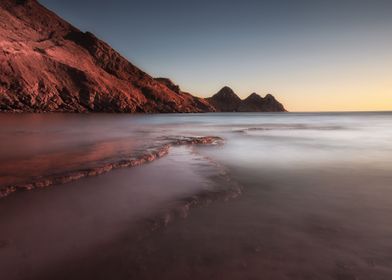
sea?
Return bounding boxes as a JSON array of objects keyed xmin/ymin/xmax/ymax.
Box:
[{"xmin": 1, "ymin": 112, "xmax": 392, "ymax": 280}]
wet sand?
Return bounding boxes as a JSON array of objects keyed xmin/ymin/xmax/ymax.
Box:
[
  {"xmin": 22, "ymin": 161, "xmax": 392, "ymax": 280},
  {"xmin": 0, "ymin": 146, "xmax": 239, "ymax": 280}
]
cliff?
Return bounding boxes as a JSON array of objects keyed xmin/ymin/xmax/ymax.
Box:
[{"xmin": 0, "ymin": 0, "xmax": 214, "ymax": 113}]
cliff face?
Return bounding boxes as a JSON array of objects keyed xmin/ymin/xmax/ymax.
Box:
[
  {"xmin": 0, "ymin": 0, "xmax": 214, "ymax": 113},
  {"xmin": 207, "ymin": 87, "xmax": 286, "ymax": 112}
]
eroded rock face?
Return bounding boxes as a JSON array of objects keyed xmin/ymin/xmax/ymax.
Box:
[
  {"xmin": 0, "ymin": 0, "xmax": 215, "ymax": 113},
  {"xmin": 207, "ymin": 87, "xmax": 286, "ymax": 112},
  {"xmin": 154, "ymin": 78, "xmax": 180, "ymax": 93}
]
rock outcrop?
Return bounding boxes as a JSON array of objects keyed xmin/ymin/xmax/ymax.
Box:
[
  {"xmin": 0, "ymin": 0, "xmax": 214, "ymax": 113},
  {"xmin": 154, "ymin": 78, "xmax": 180, "ymax": 93},
  {"xmin": 238, "ymin": 93, "xmax": 286, "ymax": 112},
  {"xmin": 207, "ymin": 87, "xmax": 286, "ymax": 112},
  {"xmin": 206, "ymin": 86, "xmax": 242, "ymax": 112}
]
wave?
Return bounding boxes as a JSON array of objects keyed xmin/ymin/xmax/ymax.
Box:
[
  {"xmin": 233, "ymin": 124, "xmax": 344, "ymax": 133},
  {"xmin": 0, "ymin": 136, "xmax": 224, "ymax": 199}
]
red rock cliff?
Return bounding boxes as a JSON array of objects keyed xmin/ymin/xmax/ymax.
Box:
[{"xmin": 0, "ymin": 0, "xmax": 214, "ymax": 112}]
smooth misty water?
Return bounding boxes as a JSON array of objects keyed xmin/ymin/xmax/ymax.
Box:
[{"xmin": 1, "ymin": 112, "xmax": 392, "ymax": 280}]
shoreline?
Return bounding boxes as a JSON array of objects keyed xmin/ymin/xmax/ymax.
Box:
[
  {"xmin": 0, "ymin": 143, "xmax": 244, "ymax": 280},
  {"xmin": 0, "ymin": 136, "xmax": 223, "ymax": 199}
]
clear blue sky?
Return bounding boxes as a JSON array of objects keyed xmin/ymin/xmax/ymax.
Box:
[{"xmin": 40, "ymin": 0, "xmax": 392, "ymax": 111}]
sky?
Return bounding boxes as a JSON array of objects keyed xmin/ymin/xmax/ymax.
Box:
[{"xmin": 40, "ymin": 0, "xmax": 392, "ymax": 112}]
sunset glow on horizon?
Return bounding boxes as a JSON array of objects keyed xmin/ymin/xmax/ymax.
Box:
[{"xmin": 41, "ymin": 0, "xmax": 392, "ymax": 112}]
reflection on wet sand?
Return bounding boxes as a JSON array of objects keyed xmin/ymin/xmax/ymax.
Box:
[
  {"xmin": 0, "ymin": 135, "xmax": 223, "ymax": 198},
  {"xmin": 0, "ymin": 146, "xmax": 242, "ymax": 280},
  {"xmin": 0, "ymin": 138, "xmax": 139, "ymax": 187}
]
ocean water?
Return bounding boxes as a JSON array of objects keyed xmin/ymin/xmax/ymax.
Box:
[{"xmin": 1, "ymin": 112, "xmax": 392, "ymax": 280}]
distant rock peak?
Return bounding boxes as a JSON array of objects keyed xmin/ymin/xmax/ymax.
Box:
[
  {"xmin": 206, "ymin": 86, "xmax": 242, "ymax": 112},
  {"xmin": 215, "ymin": 86, "xmax": 240, "ymax": 98},
  {"xmin": 244, "ymin": 92, "xmax": 263, "ymax": 101},
  {"xmin": 264, "ymin": 93, "xmax": 276, "ymax": 100},
  {"xmin": 207, "ymin": 87, "xmax": 286, "ymax": 112}
]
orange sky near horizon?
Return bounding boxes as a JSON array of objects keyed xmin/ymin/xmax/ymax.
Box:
[{"xmin": 176, "ymin": 39, "xmax": 392, "ymax": 112}]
